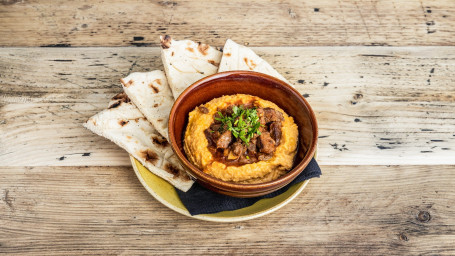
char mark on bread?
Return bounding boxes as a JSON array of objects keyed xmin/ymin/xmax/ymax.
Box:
[
  {"xmin": 109, "ymin": 92, "xmax": 130, "ymax": 109},
  {"xmin": 139, "ymin": 149, "xmax": 159, "ymax": 165},
  {"xmin": 164, "ymin": 163, "xmax": 187, "ymax": 180},
  {"xmin": 198, "ymin": 43, "xmax": 209, "ymax": 56},
  {"xmin": 120, "ymin": 78, "xmax": 134, "ymax": 87},
  {"xmin": 152, "ymin": 135, "xmax": 169, "ymax": 147},
  {"xmin": 208, "ymin": 59, "xmax": 218, "ymax": 66},
  {"xmin": 149, "ymin": 83, "xmax": 160, "ymax": 93},
  {"xmin": 118, "ymin": 120, "xmax": 129, "ymax": 126},
  {"xmin": 112, "ymin": 92, "xmax": 130, "ymax": 101},
  {"xmin": 108, "ymin": 101, "xmax": 121, "ymax": 109}
]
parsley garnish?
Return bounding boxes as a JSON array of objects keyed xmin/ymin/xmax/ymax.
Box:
[{"xmin": 215, "ymin": 105, "xmax": 262, "ymax": 144}]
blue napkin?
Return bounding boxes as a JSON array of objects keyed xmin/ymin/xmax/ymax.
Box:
[{"xmin": 176, "ymin": 158, "xmax": 321, "ymax": 215}]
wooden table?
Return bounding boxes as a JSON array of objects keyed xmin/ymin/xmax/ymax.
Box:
[{"xmin": 1, "ymin": 1, "xmax": 454, "ymax": 255}]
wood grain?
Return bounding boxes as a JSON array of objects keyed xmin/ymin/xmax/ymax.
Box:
[
  {"xmin": 1, "ymin": 0, "xmax": 455, "ymax": 47},
  {"xmin": 2, "ymin": 0, "xmax": 454, "ymax": 254},
  {"xmin": 0, "ymin": 165, "xmax": 454, "ymax": 255},
  {"xmin": 1, "ymin": 47, "xmax": 454, "ymax": 166}
]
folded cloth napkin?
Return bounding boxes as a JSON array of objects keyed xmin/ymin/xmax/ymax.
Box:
[{"xmin": 176, "ymin": 158, "xmax": 321, "ymax": 215}]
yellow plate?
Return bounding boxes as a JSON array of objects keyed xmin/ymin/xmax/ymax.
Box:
[
  {"xmin": 130, "ymin": 147, "xmax": 317, "ymax": 222},
  {"xmin": 130, "ymin": 156, "xmax": 309, "ymax": 222}
]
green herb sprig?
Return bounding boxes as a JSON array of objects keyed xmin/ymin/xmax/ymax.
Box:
[{"xmin": 215, "ymin": 105, "xmax": 261, "ymax": 144}]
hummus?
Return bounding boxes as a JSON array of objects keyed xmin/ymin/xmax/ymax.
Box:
[{"xmin": 184, "ymin": 94, "xmax": 298, "ymax": 184}]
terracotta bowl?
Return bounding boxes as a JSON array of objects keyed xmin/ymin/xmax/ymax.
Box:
[{"xmin": 169, "ymin": 71, "xmax": 318, "ymax": 198}]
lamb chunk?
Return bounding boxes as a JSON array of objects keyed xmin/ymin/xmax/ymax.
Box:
[
  {"xmin": 263, "ymin": 108, "xmax": 284, "ymax": 123},
  {"xmin": 269, "ymin": 121, "xmax": 282, "ymax": 145},
  {"xmin": 212, "ymin": 131, "xmax": 220, "ymax": 139},
  {"xmin": 231, "ymin": 141, "xmax": 246, "ymax": 156},
  {"xmin": 246, "ymin": 138, "xmax": 257, "ymax": 153},
  {"xmin": 213, "ymin": 112, "xmax": 222, "ymax": 124},
  {"xmin": 225, "ymin": 105, "xmax": 234, "ymax": 116},
  {"xmin": 258, "ymin": 126, "xmax": 266, "ymax": 133},
  {"xmin": 221, "ymin": 124, "xmax": 229, "ymax": 132},
  {"xmin": 238, "ymin": 155, "xmax": 256, "ymax": 165},
  {"xmin": 204, "ymin": 129, "xmax": 215, "ymax": 146},
  {"xmin": 257, "ymin": 131, "xmax": 276, "ymax": 154},
  {"xmin": 210, "ymin": 123, "xmax": 221, "ymax": 132},
  {"xmin": 205, "ymin": 129, "xmax": 222, "ymax": 147},
  {"xmin": 216, "ymin": 130, "xmax": 232, "ymax": 149},
  {"xmin": 199, "ymin": 106, "xmax": 209, "ymax": 114},
  {"xmin": 256, "ymin": 108, "xmax": 266, "ymax": 125}
]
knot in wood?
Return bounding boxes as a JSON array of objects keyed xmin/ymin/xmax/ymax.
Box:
[
  {"xmin": 399, "ymin": 233, "xmax": 408, "ymax": 241},
  {"xmin": 417, "ymin": 211, "xmax": 431, "ymax": 222}
]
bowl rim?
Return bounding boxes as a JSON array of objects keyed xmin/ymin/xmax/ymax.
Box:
[{"xmin": 168, "ymin": 70, "xmax": 318, "ymax": 192}]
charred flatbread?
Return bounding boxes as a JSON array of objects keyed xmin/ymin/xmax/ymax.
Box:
[
  {"xmin": 218, "ymin": 39, "xmax": 290, "ymax": 85},
  {"xmin": 160, "ymin": 35, "xmax": 222, "ymax": 99},
  {"xmin": 83, "ymin": 92, "xmax": 194, "ymax": 192},
  {"xmin": 120, "ymin": 71, "xmax": 173, "ymax": 141}
]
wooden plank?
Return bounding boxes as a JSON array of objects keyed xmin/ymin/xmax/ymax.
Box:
[
  {"xmin": 0, "ymin": 165, "xmax": 454, "ymax": 255},
  {"xmin": 0, "ymin": 0, "xmax": 454, "ymax": 47},
  {"xmin": 1, "ymin": 47, "xmax": 454, "ymax": 166}
]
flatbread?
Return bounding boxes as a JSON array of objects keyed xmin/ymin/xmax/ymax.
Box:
[
  {"xmin": 83, "ymin": 92, "xmax": 194, "ymax": 192},
  {"xmin": 160, "ymin": 35, "xmax": 222, "ymax": 99},
  {"xmin": 218, "ymin": 39, "xmax": 291, "ymax": 85},
  {"xmin": 120, "ymin": 70, "xmax": 173, "ymax": 141}
]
